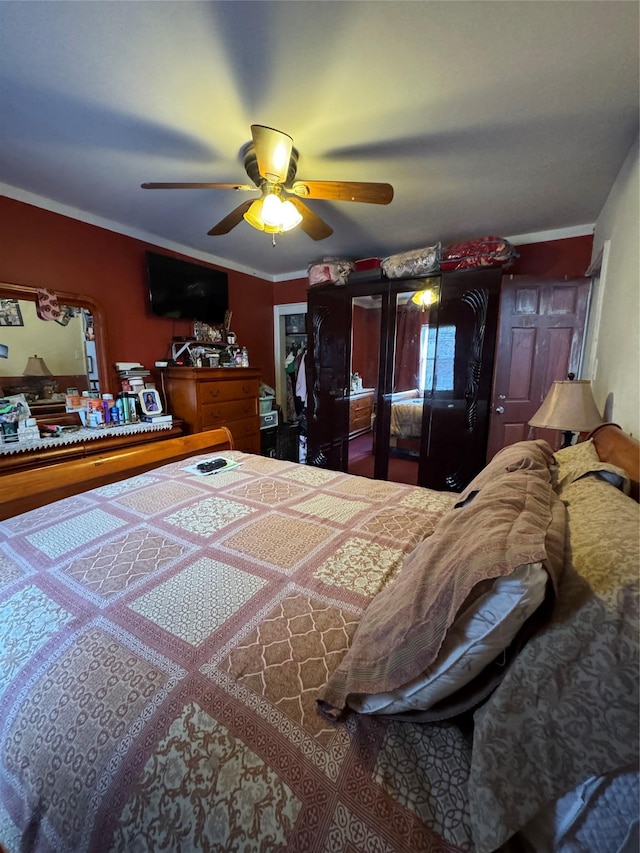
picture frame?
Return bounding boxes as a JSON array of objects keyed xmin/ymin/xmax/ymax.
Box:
[
  {"xmin": 138, "ymin": 388, "xmax": 162, "ymax": 416},
  {"xmin": 285, "ymin": 313, "xmax": 306, "ymax": 335},
  {"xmin": 55, "ymin": 306, "xmax": 75, "ymax": 327},
  {"xmin": 0, "ymin": 299, "xmax": 24, "ymax": 327}
]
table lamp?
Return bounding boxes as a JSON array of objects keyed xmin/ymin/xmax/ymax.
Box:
[
  {"xmin": 529, "ymin": 375, "xmax": 603, "ymax": 448},
  {"xmin": 23, "ymin": 354, "xmax": 55, "ymax": 399}
]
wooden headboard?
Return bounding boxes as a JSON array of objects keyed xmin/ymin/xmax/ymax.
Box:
[
  {"xmin": 0, "ymin": 427, "xmax": 234, "ymax": 520},
  {"xmin": 589, "ymin": 423, "xmax": 640, "ymax": 503}
]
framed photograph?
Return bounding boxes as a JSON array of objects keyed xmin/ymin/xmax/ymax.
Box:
[
  {"xmin": 0, "ymin": 299, "xmax": 24, "ymax": 327},
  {"xmin": 55, "ymin": 306, "xmax": 75, "ymax": 327},
  {"xmin": 285, "ymin": 313, "xmax": 305, "ymax": 335},
  {"xmin": 138, "ymin": 388, "xmax": 162, "ymax": 416}
]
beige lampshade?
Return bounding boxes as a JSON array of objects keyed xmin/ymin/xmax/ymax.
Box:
[
  {"xmin": 23, "ymin": 354, "xmax": 52, "ymax": 377},
  {"xmin": 529, "ymin": 380, "xmax": 603, "ymax": 432}
]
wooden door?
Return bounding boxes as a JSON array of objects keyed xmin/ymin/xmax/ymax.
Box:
[
  {"xmin": 305, "ymin": 286, "xmax": 351, "ymax": 470},
  {"xmin": 486, "ymin": 276, "xmax": 590, "ymax": 460}
]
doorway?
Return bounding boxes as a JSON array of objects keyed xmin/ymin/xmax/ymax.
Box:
[{"xmin": 273, "ymin": 303, "xmax": 308, "ymax": 462}]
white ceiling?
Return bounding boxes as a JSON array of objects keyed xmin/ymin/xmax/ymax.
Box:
[{"xmin": 1, "ymin": 1, "xmax": 638, "ymax": 281}]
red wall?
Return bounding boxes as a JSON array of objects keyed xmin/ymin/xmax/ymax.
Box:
[
  {"xmin": 0, "ymin": 196, "xmax": 275, "ymax": 390},
  {"xmin": 272, "ymin": 278, "xmax": 307, "ymax": 305},
  {"xmin": 0, "ymin": 194, "xmax": 594, "ymax": 396},
  {"xmin": 510, "ymin": 235, "xmax": 593, "ymax": 278},
  {"xmin": 352, "ymin": 303, "xmax": 382, "ymax": 388}
]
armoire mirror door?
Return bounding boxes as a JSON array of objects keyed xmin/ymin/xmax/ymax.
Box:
[
  {"xmin": 346, "ymin": 294, "xmax": 382, "ymax": 479},
  {"xmin": 416, "ymin": 268, "xmax": 503, "ymax": 490},
  {"xmin": 306, "ymin": 266, "xmax": 503, "ymax": 491}
]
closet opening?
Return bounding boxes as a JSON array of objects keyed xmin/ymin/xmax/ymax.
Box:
[{"xmin": 273, "ymin": 302, "xmax": 307, "ymax": 462}]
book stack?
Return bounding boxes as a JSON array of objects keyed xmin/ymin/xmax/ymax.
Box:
[
  {"xmin": 115, "ymin": 362, "xmax": 151, "ymax": 393},
  {"xmin": 141, "ymin": 413, "xmax": 173, "ymax": 424}
]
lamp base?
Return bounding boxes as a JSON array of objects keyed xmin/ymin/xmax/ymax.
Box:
[{"xmin": 560, "ymin": 430, "xmax": 575, "ymax": 449}]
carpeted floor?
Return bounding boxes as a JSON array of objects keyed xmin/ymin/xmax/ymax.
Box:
[{"xmin": 347, "ymin": 432, "xmax": 420, "ymax": 485}]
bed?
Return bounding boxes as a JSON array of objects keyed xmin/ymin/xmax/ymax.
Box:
[
  {"xmin": 389, "ymin": 390, "xmax": 423, "ymax": 454},
  {"xmin": 0, "ymin": 424, "xmax": 638, "ymax": 852}
]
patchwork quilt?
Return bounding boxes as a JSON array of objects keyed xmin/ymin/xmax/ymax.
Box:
[{"xmin": 0, "ymin": 451, "xmax": 468, "ymax": 852}]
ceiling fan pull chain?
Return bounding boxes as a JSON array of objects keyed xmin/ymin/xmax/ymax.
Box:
[{"xmin": 272, "ymin": 234, "xmax": 277, "ymax": 247}]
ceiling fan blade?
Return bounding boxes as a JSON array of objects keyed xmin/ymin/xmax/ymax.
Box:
[
  {"xmin": 288, "ymin": 197, "xmax": 333, "ymax": 241},
  {"xmin": 289, "ymin": 180, "xmax": 394, "ymax": 205},
  {"xmin": 141, "ymin": 182, "xmax": 254, "ymax": 191},
  {"xmin": 207, "ymin": 200, "xmax": 254, "ymax": 235},
  {"xmin": 251, "ymin": 125, "xmax": 293, "ymax": 183}
]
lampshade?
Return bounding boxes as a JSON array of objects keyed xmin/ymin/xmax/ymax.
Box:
[
  {"xmin": 23, "ymin": 354, "xmax": 52, "ymax": 376},
  {"xmin": 279, "ymin": 199, "xmax": 303, "ymax": 231},
  {"xmin": 243, "ymin": 193, "xmax": 302, "ymax": 234},
  {"xmin": 261, "ymin": 192, "xmax": 283, "ymax": 226},
  {"xmin": 243, "ymin": 199, "xmax": 279, "ymax": 233},
  {"xmin": 529, "ymin": 379, "xmax": 603, "ymax": 445}
]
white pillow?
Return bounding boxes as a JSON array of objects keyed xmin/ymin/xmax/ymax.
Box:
[{"xmin": 348, "ymin": 562, "xmax": 548, "ymax": 715}]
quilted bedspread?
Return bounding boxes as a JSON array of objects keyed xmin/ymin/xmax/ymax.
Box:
[
  {"xmin": 390, "ymin": 398, "xmax": 423, "ymax": 438},
  {"xmin": 0, "ymin": 451, "xmax": 469, "ymax": 852}
]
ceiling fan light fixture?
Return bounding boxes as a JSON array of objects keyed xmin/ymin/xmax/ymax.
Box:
[
  {"xmin": 280, "ymin": 199, "xmax": 303, "ymax": 231},
  {"xmin": 143, "ymin": 125, "xmax": 392, "ymax": 240},
  {"xmin": 243, "ymin": 199, "xmax": 266, "ymax": 231},
  {"xmin": 261, "ymin": 192, "xmax": 283, "ymax": 226}
]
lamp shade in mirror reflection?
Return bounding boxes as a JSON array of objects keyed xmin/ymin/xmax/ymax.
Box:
[
  {"xmin": 23, "ymin": 354, "xmax": 55, "ymax": 399},
  {"xmin": 529, "ymin": 378, "xmax": 603, "ymax": 448}
]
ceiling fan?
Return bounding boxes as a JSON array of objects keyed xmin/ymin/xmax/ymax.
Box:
[{"xmin": 141, "ymin": 125, "xmax": 394, "ymax": 241}]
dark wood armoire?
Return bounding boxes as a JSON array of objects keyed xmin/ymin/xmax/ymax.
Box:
[{"xmin": 305, "ymin": 267, "xmax": 504, "ymax": 492}]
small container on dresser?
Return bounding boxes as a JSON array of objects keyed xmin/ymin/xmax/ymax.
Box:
[{"xmin": 163, "ymin": 367, "xmax": 261, "ymax": 454}]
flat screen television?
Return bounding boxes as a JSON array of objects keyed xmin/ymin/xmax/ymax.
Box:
[{"xmin": 146, "ymin": 251, "xmax": 229, "ymax": 324}]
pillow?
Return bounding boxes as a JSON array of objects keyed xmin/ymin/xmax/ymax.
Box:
[
  {"xmin": 553, "ymin": 439, "xmax": 629, "ymax": 493},
  {"xmin": 468, "ymin": 472, "xmax": 640, "ymax": 853},
  {"xmin": 439, "ymin": 236, "xmax": 517, "ymax": 271},
  {"xmin": 455, "ymin": 439, "xmax": 556, "ymax": 506},
  {"xmin": 317, "ymin": 463, "xmax": 566, "ymax": 721},
  {"xmin": 381, "ymin": 243, "xmax": 441, "ymax": 279},
  {"xmin": 348, "ymin": 562, "xmax": 548, "ymax": 715}
]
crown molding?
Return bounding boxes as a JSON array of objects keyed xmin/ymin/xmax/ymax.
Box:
[{"xmin": 1, "ymin": 182, "xmax": 595, "ymax": 283}]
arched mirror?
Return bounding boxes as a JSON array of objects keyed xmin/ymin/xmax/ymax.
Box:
[{"xmin": 0, "ymin": 283, "xmax": 109, "ymax": 415}]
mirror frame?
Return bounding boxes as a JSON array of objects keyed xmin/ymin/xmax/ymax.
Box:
[{"xmin": 0, "ymin": 282, "xmax": 110, "ymax": 397}]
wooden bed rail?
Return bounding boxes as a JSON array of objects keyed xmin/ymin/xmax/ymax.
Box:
[
  {"xmin": 589, "ymin": 422, "xmax": 640, "ymax": 503},
  {"xmin": 0, "ymin": 427, "xmax": 234, "ymax": 520}
]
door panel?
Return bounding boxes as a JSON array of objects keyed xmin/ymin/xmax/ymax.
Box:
[
  {"xmin": 305, "ymin": 287, "xmax": 351, "ymax": 469},
  {"xmin": 508, "ymin": 328, "xmax": 536, "ymax": 398},
  {"xmin": 487, "ymin": 276, "xmax": 590, "ymax": 460},
  {"xmin": 418, "ymin": 269, "xmax": 502, "ymax": 491}
]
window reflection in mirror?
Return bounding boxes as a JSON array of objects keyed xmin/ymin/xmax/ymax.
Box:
[
  {"xmin": 386, "ymin": 291, "xmax": 427, "ymax": 486},
  {"xmin": 0, "ymin": 284, "xmax": 107, "ymax": 413}
]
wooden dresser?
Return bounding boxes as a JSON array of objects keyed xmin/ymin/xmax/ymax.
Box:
[
  {"xmin": 349, "ymin": 389, "xmax": 375, "ymax": 438},
  {"xmin": 163, "ymin": 367, "xmax": 261, "ymax": 453},
  {"xmin": 0, "ymin": 415, "xmax": 185, "ymax": 475}
]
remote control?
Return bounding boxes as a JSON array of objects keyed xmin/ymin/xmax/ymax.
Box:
[{"xmin": 196, "ymin": 458, "xmax": 228, "ymax": 473}]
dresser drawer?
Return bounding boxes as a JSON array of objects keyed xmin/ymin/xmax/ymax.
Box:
[
  {"xmin": 350, "ymin": 396, "xmax": 372, "ymax": 415},
  {"xmin": 198, "ymin": 379, "xmax": 259, "ymax": 405},
  {"xmin": 349, "ymin": 411, "xmax": 371, "ymax": 432},
  {"xmin": 234, "ymin": 431, "xmax": 261, "ymax": 454},
  {"xmin": 201, "ymin": 398, "xmax": 257, "ymax": 427},
  {"xmin": 224, "ymin": 415, "xmax": 260, "ymax": 452}
]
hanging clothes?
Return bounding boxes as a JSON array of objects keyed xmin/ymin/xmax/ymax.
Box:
[{"xmin": 295, "ymin": 351, "xmax": 307, "ymax": 409}]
